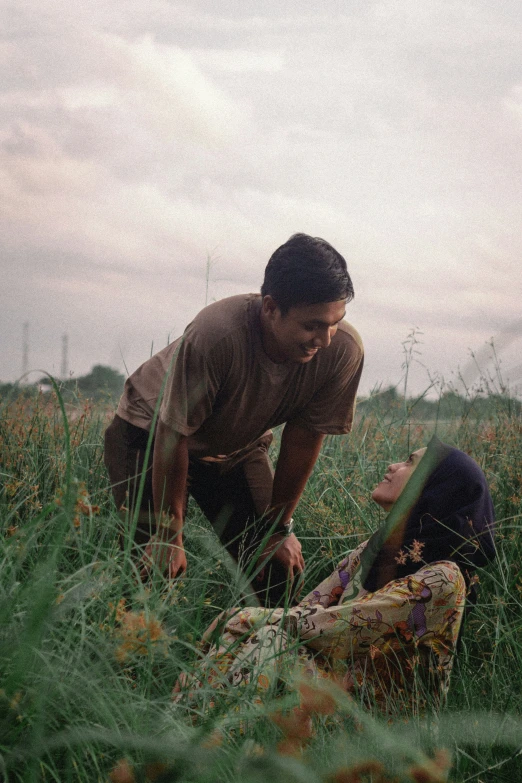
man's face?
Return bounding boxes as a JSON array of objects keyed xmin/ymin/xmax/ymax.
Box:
[{"xmin": 261, "ymin": 297, "xmax": 347, "ymax": 363}]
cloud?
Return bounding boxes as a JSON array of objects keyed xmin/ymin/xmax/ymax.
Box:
[
  {"xmin": 104, "ymin": 33, "xmax": 244, "ymax": 144},
  {"xmin": 0, "ymin": 18, "xmax": 249, "ymax": 282},
  {"xmin": 189, "ymin": 48, "xmax": 284, "ymax": 73},
  {"xmin": 1, "ymin": 22, "xmax": 244, "ymax": 143},
  {"xmin": 503, "ymin": 84, "xmax": 522, "ymax": 128}
]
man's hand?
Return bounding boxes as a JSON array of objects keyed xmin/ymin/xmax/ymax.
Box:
[
  {"xmin": 140, "ymin": 528, "xmax": 187, "ymax": 581},
  {"xmin": 258, "ymin": 532, "xmax": 305, "ymax": 583},
  {"xmin": 151, "ymin": 423, "xmax": 188, "ymax": 577}
]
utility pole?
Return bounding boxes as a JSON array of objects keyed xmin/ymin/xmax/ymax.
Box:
[
  {"xmin": 61, "ymin": 333, "xmax": 69, "ymax": 380},
  {"xmin": 22, "ymin": 322, "xmax": 29, "ymax": 379}
]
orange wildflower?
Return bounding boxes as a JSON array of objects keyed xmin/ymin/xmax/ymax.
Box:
[
  {"xmin": 407, "ymin": 749, "xmax": 451, "ymax": 782},
  {"xmin": 109, "ymin": 759, "xmax": 135, "ymax": 783},
  {"xmin": 276, "ymin": 738, "xmax": 303, "ymax": 758},
  {"xmin": 201, "ymin": 729, "xmax": 223, "ymax": 749},
  {"xmin": 395, "ymin": 550, "xmax": 408, "ymax": 566},
  {"xmin": 109, "ymin": 598, "xmax": 127, "ymax": 623},
  {"xmin": 113, "ymin": 610, "xmax": 168, "ymax": 664},
  {"xmin": 326, "ymin": 760, "xmax": 386, "ymax": 783},
  {"xmin": 298, "ymin": 681, "xmax": 336, "ymax": 715},
  {"xmin": 271, "ymin": 706, "xmax": 313, "ymax": 756},
  {"xmin": 409, "ymin": 540, "xmax": 425, "ymax": 563},
  {"xmin": 271, "ymin": 706, "xmax": 313, "ymax": 740}
]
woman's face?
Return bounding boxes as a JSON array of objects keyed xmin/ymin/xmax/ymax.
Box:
[{"xmin": 371, "ymin": 448, "xmax": 427, "ymax": 511}]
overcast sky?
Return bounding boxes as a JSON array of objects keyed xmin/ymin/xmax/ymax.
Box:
[{"xmin": 2, "ymin": 0, "xmax": 521, "ymax": 396}]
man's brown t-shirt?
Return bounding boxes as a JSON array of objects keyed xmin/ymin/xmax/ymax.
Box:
[{"xmin": 117, "ymin": 294, "xmax": 364, "ymax": 458}]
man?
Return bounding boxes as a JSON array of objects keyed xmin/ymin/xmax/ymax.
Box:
[{"xmin": 104, "ymin": 233, "xmax": 364, "ymax": 604}]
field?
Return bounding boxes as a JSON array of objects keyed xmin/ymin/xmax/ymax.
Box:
[{"xmin": 1, "ymin": 385, "xmax": 522, "ymax": 782}]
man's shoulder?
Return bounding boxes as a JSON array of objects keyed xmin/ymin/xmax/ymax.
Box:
[
  {"xmin": 193, "ymin": 294, "xmax": 258, "ymax": 325},
  {"xmin": 186, "ymin": 294, "xmax": 259, "ymax": 351},
  {"xmin": 333, "ymin": 319, "xmax": 364, "ymax": 356},
  {"xmin": 305, "ymin": 319, "xmax": 363, "ymax": 385}
]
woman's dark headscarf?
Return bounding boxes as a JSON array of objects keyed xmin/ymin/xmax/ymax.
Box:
[{"xmin": 363, "ymin": 439, "xmax": 496, "ymax": 593}]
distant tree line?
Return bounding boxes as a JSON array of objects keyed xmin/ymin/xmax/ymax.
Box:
[
  {"xmin": 358, "ymin": 384, "xmax": 521, "ymax": 420},
  {"xmin": 0, "ymin": 365, "xmax": 125, "ymax": 402},
  {"xmin": 1, "ymin": 371, "xmax": 520, "ymax": 419}
]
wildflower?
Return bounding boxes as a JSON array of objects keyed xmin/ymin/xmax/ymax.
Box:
[
  {"xmin": 201, "ymin": 729, "xmax": 223, "ymax": 748},
  {"xmin": 394, "ymin": 621, "xmax": 413, "ymax": 643},
  {"xmin": 467, "ymin": 574, "xmax": 480, "ymax": 595},
  {"xmin": 109, "ymin": 598, "xmax": 127, "ymax": 623},
  {"xmin": 409, "ymin": 540, "xmax": 425, "ymax": 563},
  {"xmin": 298, "ymin": 681, "xmax": 336, "ymax": 715},
  {"xmin": 9, "ymin": 691, "xmax": 22, "ymax": 711},
  {"xmin": 241, "ymin": 740, "xmax": 265, "ymax": 759},
  {"xmin": 407, "ymin": 752, "xmax": 450, "ymax": 783},
  {"xmin": 271, "ymin": 706, "xmax": 313, "ymax": 756},
  {"xmin": 113, "ymin": 610, "xmax": 168, "ymax": 664},
  {"xmin": 276, "ymin": 738, "xmax": 303, "ymax": 758},
  {"xmin": 109, "ymin": 759, "xmax": 135, "ymax": 783},
  {"xmin": 432, "ymin": 748, "xmax": 451, "ymax": 772},
  {"xmin": 326, "ymin": 760, "xmax": 385, "ymax": 783},
  {"xmin": 75, "ymin": 481, "xmax": 100, "ymax": 516},
  {"xmin": 395, "ymin": 549, "xmax": 408, "ymax": 566},
  {"xmin": 406, "ymin": 654, "xmax": 420, "ymax": 672},
  {"xmin": 4, "ymin": 479, "xmax": 23, "ymax": 498}
]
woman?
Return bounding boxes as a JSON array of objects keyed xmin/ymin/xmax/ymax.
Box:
[{"xmin": 175, "ymin": 439, "xmax": 495, "ymax": 712}]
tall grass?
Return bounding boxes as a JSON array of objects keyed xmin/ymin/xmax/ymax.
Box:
[{"xmin": 1, "ymin": 385, "xmax": 522, "ymax": 781}]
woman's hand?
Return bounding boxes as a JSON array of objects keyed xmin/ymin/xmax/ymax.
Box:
[{"xmin": 140, "ymin": 528, "xmax": 187, "ymax": 580}]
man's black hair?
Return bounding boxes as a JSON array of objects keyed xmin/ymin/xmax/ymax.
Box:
[{"xmin": 261, "ymin": 233, "xmax": 354, "ymax": 314}]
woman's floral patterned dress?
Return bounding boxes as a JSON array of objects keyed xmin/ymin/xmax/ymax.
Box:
[{"xmin": 175, "ymin": 540, "xmax": 466, "ymax": 713}]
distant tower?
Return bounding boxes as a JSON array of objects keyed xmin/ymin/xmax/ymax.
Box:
[
  {"xmin": 61, "ymin": 333, "xmax": 69, "ymax": 379},
  {"xmin": 22, "ymin": 322, "xmax": 29, "ymax": 378}
]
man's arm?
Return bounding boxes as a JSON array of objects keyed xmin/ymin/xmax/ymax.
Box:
[
  {"xmin": 261, "ymin": 421, "xmax": 325, "ymax": 581},
  {"xmin": 272, "ymin": 420, "xmax": 325, "ymax": 523},
  {"xmin": 140, "ymin": 419, "xmax": 189, "ymax": 579}
]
